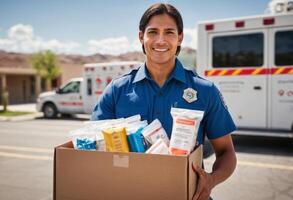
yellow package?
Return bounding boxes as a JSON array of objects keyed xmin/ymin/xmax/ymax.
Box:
[{"xmin": 102, "ymin": 127, "xmax": 129, "ymax": 152}]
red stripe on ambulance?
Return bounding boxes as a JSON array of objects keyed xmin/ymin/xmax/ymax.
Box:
[
  {"xmin": 205, "ymin": 67, "xmax": 293, "ymax": 76},
  {"xmin": 59, "ymin": 102, "xmax": 83, "ymax": 106}
]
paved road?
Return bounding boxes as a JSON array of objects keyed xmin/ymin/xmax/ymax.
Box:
[
  {"xmin": 0, "ymin": 117, "xmax": 292, "ymax": 200},
  {"xmin": 207, "ymin": 135, "xmax": 293, "ymax": 200},
  {"xmin": 0, "ymin": 117, "xmax": 85, "ymax": 200}
]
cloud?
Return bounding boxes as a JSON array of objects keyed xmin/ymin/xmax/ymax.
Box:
[
  {"xmin": 0, "ymin": 24, "xmax": 80, "ymax": 54},
  {"xmin": 88, "ymin": 36, "xmax": 141, "ymax": 55},
  {"xmin": 182, "ymin": 27, "xmax": 197, "ymax": 49},
  {"xmin": 0, "ymin": 23, "xmax": 197, "ymax": 55},
  {"xmin": 8, "ymin": 24, "xmax": 34, "ymax": 41}
]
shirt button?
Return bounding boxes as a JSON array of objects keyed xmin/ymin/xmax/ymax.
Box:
[
  {"xmin": 156, "ymin": 111, "xmax": 160, "ymax": 115},
  {"xmin": 158, "ymin": 92, "xmax": 163, "ymax": 96}
]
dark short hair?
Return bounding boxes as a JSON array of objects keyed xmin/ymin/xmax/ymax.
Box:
[{"xmin": 139, "ymin": 3, "xmax": 183, "ymax": 55}]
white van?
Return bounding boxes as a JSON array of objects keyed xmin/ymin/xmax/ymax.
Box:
[
  {"xmin": 197, "ymin": 11, "xmax": 293, "ymax": 137},
  {"xmin": 36, "ymin": 61, "xmax": 142, "ymax": 118}
]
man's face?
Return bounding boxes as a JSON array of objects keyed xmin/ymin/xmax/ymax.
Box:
[{"xmin": 139, "ymin": 14, "xmax": 183, "ymax": 65}]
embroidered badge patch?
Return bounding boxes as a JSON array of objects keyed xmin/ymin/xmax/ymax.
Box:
[{"xmin": 183, "ymin": 88, "xmax": 197, "ymax": 103}]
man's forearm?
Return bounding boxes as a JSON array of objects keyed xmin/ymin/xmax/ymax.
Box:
[{"xmin": 210, "ymin": 149, "xmax": 237, "ymax": 188}]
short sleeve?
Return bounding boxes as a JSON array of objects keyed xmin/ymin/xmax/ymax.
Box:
[
  {"xmin": 91, "ymin": 81, "xmax": 116, "ymax": 120},
  {"xmin": 203, "ymin": 83, "xmax": 236, "ymax": 139}
]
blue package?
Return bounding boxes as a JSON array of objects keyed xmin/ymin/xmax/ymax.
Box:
[
  {"xmin": 127, "ymin": 127, "xmax": 146, "ymax": 153},
  {"xmin": 76, "ymin": 138, "xmax": 96, "ymax": 150}
]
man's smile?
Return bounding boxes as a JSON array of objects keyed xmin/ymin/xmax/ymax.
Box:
[{"xmin": 153, "ymin": 48, "xmax": 169, "ymax": 52}]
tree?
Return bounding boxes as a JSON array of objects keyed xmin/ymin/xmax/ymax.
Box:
[{"xmin": 31, "ymin": 50, "xmax": 61, "ymax": 91}]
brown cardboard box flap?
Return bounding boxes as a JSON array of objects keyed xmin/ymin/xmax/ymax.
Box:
[{"xmin": 188, "ymin": 145, "xmax": 203, "ymax": 200}]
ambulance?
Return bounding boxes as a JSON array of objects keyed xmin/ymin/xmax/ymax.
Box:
[
  {"xmin": 196, "ymin": 0, "xmax": 293, "ymax": 137},
  {"xmin": 36, "ymin": 61, "xmax": 142, "ymax": 118}
]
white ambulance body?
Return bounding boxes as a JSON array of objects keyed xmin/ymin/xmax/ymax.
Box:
[
  {"xmin": 82, "ymin": 61, "xmax": 141, "ymax": 114},
  {"xmin": 36, "ymin": 61, "xmax": 141, "ymax": 118},
  {"xmin": 197, "ymin": 13, "xmax": 293, "ymax": 137}
]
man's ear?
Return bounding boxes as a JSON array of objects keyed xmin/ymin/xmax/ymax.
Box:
[
  {"xmin": 139, "ymin": 31, "xmax": 144, "ymax": 44},
  {"xmin": 178, "ymin": 33, "xmax": 184, "ymax": 45}
]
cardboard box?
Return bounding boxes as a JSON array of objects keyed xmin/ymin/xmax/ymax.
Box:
[{"xmin": 54, "ymin": 141, "xmax": 202, "ymax": 200}]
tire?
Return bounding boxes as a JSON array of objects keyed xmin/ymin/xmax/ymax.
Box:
[{"xmin": 43, "ymin": 103, "xmax": 58, "ymax": 118}]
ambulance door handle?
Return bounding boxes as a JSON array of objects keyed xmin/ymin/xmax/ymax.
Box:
[{"xmin": 253, "ymin": 86, "xmax": 262, "ymax": 90}]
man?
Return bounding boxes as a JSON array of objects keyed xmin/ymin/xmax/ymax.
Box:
[{"xmin": 92, "ymin": 3, "xmax": 237, "ymax": 200}]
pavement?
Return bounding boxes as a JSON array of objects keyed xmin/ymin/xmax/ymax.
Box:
[
  {"xmin": 0, "ymin": 103, "xmax": 91, "ymax": 121},
  {"xmin": 0, "ymin": 103, "xmax": 43, "ymax": 121}
]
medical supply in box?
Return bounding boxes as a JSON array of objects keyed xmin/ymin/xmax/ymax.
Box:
[
  {"xmin": 69, "ymin": 127, "xmax": 97, "ymax": 150},
  {"xmin": 169, "ymin": 108, "xmax": 204, "ymax": 155},
  {"xmin": 142, "ymin": 119, "xmax": 169, "ymax": 146},
  {"xmin": 127, "ymin": 128, "xmax": 147, "ymax": 152},
  {"xmin": 145, "ymin": 138, "xmax": 170, "ymax": 155},
  {"xmin": 102, "ymin": 127, "xmax": 130, "ymax": 152}
]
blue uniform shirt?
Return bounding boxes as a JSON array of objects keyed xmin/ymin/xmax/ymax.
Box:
[{"xmin": 91, "ymin": 59, "xmax": 236, "ymax": 144}]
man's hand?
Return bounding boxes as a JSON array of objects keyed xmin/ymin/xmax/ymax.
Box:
[
  {"xmin": 192, "ymin": 134, "xmax": 237, "ymax": 200},
  {"xmin": 192, "ymin": 164, "xmax": 215, "ymax": 200}
]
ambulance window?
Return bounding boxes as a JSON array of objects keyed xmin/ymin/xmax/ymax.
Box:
[
  {"xmin": 275, "ymin": 30, "xmax": 293, "ymax": 66},
  {"xmin": 87, "ymin": 78, "xmax": 92, "ymax": 96},
  {"xmin": 60, "ymin": 81, "xmax": 80, "ymax": 93},
  {"xmin": 213, "ymin": 33, "xmax": 264, "ymax": 68}
]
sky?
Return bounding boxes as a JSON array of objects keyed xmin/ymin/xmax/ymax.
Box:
[{"xmin": 0, "ymin": 0, "xmax": 274, "ymax": 55}]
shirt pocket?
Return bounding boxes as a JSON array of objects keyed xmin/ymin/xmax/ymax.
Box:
[{"xmin": 171, "ymin": 97, "xmax": 205, "ymax": 111}]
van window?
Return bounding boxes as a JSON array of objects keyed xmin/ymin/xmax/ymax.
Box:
[
  {"xmin": 275, "ymin": 30, "xmax": 293, "ymax": 66},
  {"xmin": 212, "ymin": 33, "xmax": 264, "ymax": 68},
  {"xmin": 60, "ymin": 81, "xmax": 80, "ymax": 94},
  {"xmin": 87, "ymin": 78, "xmax": 92, "ymax": 95}
]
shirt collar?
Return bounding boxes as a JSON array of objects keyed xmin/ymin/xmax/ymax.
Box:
[
  {"xmin": 133, "ymin": 63, "xmax": 149, "ymax": 83},
  {"xmin": 169, "ymin": 58, "xmax": 187, "ymax": 84},
  {"xmin": 132, "ymin": 58, "xmax": 187, "ymax": 84}
]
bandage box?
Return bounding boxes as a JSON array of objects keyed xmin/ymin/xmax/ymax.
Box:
[{"xmin": 53, "ymin": 141, "xmax": 202, "ymax": 200}]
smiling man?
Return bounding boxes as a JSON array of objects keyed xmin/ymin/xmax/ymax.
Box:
[{"xmin": 92, "ymin": 3, "xmax": 237, "ymax": 200}]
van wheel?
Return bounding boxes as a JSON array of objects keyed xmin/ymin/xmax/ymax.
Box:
[{"xmin": 43, "ymin": 103, "xmax": 58, "ymax": 118}]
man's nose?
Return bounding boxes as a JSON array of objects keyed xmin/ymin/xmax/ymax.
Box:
[{"xmin": 156, "ymin": 33, "xmax": 167, "ymax": 44}]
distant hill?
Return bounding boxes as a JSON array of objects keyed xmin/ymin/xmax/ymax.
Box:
[
  {"xmin": 0, "ymin": 50, "xmax": 31, "ymax": 68},
  {"xmin": 0, "ymin": 47, "xmax": 196, "ymax": 68}
]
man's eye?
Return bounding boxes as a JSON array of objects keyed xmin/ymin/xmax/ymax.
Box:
[{"xmin": 166, "ymin": 31, "xmax": 175, "ymax": 35}]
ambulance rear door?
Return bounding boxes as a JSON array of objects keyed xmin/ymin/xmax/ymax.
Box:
[
  {"xmin": 269, "ymin": 26, "xmax": 293, "ymax": 131},
  {"xmin": 207, "ymin": 29, "xmax": 268, "ymax": 129},
  {"xmin": 83, "ymin": 67, "xmax": 96, "ymax": 114}
]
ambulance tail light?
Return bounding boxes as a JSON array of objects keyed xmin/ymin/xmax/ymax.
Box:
[
  {"xmin": 235, "ymin": 21, "xmax": 245, "ymax": 28},
  {"xmin": 106, "ymin": 77, "xmax": 112, "ymax": 84},
  {"xmin": 205, "ymin": 24, "xmax": 214, "ymax": 31},
  {"xmin": 263, "ymin": 18, "xmax": 275, "ymax": 25}
]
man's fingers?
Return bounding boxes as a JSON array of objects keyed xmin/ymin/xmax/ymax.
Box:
[
  {"xmin": 193, "ymin": 164, "xmax": 205, "ymax": 177},
  {"xmin": 193, "ymin": 168, "xmax": 203, "ymax": 200},
  {"xmin": 197, "ymin": 191, "xmax": 209, "ymax": 200}
]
